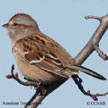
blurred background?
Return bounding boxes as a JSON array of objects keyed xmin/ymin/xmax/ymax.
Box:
[{"xmin": 0, "ymin": 0, "xmax": 108, "ymax": 108}]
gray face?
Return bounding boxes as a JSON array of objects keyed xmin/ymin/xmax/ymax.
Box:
[{"xmin": 5, "ymin": 14, "xmax": 40, "ymax": 41}]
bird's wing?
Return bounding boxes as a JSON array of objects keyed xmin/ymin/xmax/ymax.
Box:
[{"xmin": 18, "ymin": 34, "xmax": 68, "ymax": 79}]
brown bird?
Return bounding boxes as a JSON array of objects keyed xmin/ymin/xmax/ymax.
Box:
[{"xmin": 3, "ymin": 13, "xmax": 106, "ymax": 85}]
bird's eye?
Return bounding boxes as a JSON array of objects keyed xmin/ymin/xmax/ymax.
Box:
[{"xmin": 13, "ymin": 23, "xmax": 18, "ymax": 26}]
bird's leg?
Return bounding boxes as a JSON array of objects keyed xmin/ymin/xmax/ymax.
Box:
[
  {"xmin": 72, "ymin": 75, "xmax": 108, "ymax": 101},
  {"xmin": 6, "ymin": 64, "xmax": 40, "ymax": 88}
]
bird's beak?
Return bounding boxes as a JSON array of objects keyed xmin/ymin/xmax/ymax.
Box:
[{"xmin": 2, "ymin": 23, "xmax": 10, "ymax": 29}]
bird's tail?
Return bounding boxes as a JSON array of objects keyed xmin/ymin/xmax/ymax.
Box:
[{"xmin": 69, "ymin": 65, "xmax": 106, "ymax": 80}]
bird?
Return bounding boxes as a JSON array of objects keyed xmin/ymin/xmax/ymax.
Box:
[{"xmin": 3, "ymin": 13, "xmax": 106, "ymax": 85}]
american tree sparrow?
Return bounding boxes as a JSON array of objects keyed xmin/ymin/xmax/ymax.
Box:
[{"xmin": 3, "ymin": 13, "xmax": 106, "ymax": 85}]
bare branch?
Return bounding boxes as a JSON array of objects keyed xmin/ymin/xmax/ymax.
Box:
[
  {"xmin": 93, "ymin": 44, "xmax": 108, "ymax": 60},
  {"xmin": 25, "ymin": 87, "xmax": 47, "ymax": 108},
  {"xmin": 72, "ymin": 75, "xmax": 108, "ymax": 101},
  {"xmin": 85, "ymin": 15, "xmax": 102, "ymax": 21},
  {"xmin": 88, "ymin": 91, "xmax": 108, "ymax": 100},
  {"xmin": 74, "ymin": 14, "xmax": 108, "ymax": 65},
  {"xmin": 6, "ymin": 65, "xmax": 40, "ymax": 88},
  {"xmin": 25, "ymin": 79, "xmax": 66, "ymax": 108}
]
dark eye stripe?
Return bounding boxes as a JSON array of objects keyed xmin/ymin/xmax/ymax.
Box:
[{"xmin": 13, "ymin": 23, "xmax": 32, "ymax": 28}]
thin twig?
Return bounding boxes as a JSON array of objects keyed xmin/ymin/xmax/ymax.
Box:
[
  {"xmin": 93, "ymin": 44, "xmax": 108, "ymax": 60},
  {"xmin": 85, "ymin": 15, "xmax": 102, "ymax": 21},
  {"xmin": 7, "ymin": 65, "xmax": 40, "ymax": 88},
  {"xmin": 72, "ymin": 75, "xmax": 108, "ymax": 101}
]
